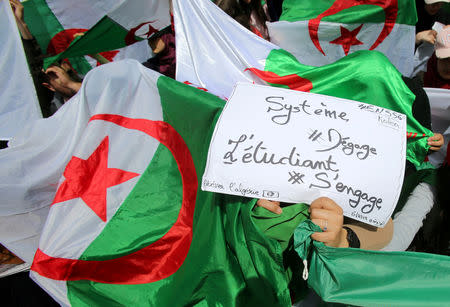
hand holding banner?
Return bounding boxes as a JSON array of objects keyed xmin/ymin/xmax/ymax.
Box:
[{"xmin": 202, "ymin": 83, "xmax": 406, "ymax": 227}]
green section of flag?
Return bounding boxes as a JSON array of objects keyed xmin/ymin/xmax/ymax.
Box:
[
  {"xmin": 22, "ymin": 0, "xmax": 61, "ymax": 50},
  {"xmin": 264, "ymin": 49, "xmax": 432, "ymax": 167},
  {"xmin": 67, "ymin": 77, "xmax": 292, "ymax": 306},
  {"xmin": 43, "ymin": 16, "xmax": 137, "ymax": 70},
  {"xmin": 280, "ymin": 0, "xmax": 417, "ymax": 26},
  {"xmin": 22, "ymin": 0, "xmax": 93, "ymax": 75},
  {"xmin": 78, "ymin": 145, "xmax": 182, "ymax": 260},
  {"xmin": 295, "ymin": 220, "xmax": 450, "ymax": 306}
]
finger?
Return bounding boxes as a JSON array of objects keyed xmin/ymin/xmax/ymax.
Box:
[
  {"xmin": 429, "ymin": 146, "xmax": 441, "ymax": 151},
  {"xmin": 45, "ymin": 66, "xmax": 62, "ymax": 74},
  {"xmin": 310, "ymin": 197, "xmax": 342, "ymax": 214},
  {"xmin": 257, "ymin": 199, "xmax": 282, "ymax": 214},
  {"xmin": 428, "ymin": 139, "xmax": 444, "ymax": 146},
  {"xmin": 311, "ymin": 231, "xmax": 334, "ymax": 243},
  {"xmin": 428, "ymin": 134, "xmax": 444, "ymax": 143},
  {"xmin": 45, "ymin": 66, "xmax": 65, "ymax": 78},
  {"xmin": 311, "ymin": 218, "xmax": 330, "ymax": 231},
  {"xmin": 310, "ymin": 208, "xmax": 334, "ymax": 221}
]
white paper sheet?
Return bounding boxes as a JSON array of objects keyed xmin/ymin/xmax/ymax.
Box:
[{"xmin": 202, "ymin": 83, "xmax": 406, "ymax": 227}]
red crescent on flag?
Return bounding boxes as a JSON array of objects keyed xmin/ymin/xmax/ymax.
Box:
[
  {"xmin": 308, "ymin": 0, "xmax": 398, "ymax": 55},
  {"xmin": 31, "ymin": 114, "xmax": 198, "ymax": 284},
  {"xmin": 125, "ymin": 21, "xmax": 158, "ymax": 45},
  {"xmin": 47, "ymin": 29, "xmax": 119, "ymax": 66}
]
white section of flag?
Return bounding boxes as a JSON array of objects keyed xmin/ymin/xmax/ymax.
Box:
[
  {"xmin": 0, "ymin": 60, "xmax": 163, "ymax": 264},
  {"xmin": 108, "ymin": 0, "xmax": 170, "ymax": 33},
  {"xmin": 0, "ymin": 0, "xmax": 41, "ymax": 140},
  {"xmin": 174, "ymin": 0, "xmax": 278, "ymax": 99},
  {"xmin": 46, "ymin": 0, "xmax": 123, "ymax": 30},
  {"xmin": 267, "ymin": 21, "xmax": 415, "ymax": 77}
]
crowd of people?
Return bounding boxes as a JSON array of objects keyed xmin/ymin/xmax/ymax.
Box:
[{"xmin": 2, "ymin": 0, "xmax": 450, "ymax": 306}]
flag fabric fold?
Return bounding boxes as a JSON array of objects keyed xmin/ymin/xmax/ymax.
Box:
[
  {"xmin": 294, "ymin": 220, "xmax": 450, "ymax": 306},
  {"xmin": 18, "ymin": 60, "xmax": 292, "ymax": 306},
  {"xmin": 0, "ymin": 0, "xmax": 41, "ymax": 140}
]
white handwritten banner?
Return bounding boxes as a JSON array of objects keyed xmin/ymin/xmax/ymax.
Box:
[{"xmin": 202, "ymin": 83, "xmax": 406, "ymax": 227}]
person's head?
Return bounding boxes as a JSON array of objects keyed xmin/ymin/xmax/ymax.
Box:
[
  {"xmin": 424, "ymin": 0, "xmax": 447, "ymax": 15},
  {"xmin": 435, "ymin": 27, "xmax": 450, "ymax": 80}
]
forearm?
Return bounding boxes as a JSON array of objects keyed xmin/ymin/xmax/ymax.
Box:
[
  {"xmin": 344, "ymin": 218, "xmax": 393, "ymax": 250},
  {"xmin": 15, "ymin": 19, "xmax": 33, "ymax": 40}
]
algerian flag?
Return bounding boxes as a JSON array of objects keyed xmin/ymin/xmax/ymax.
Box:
[
  {"xmin": 23, "ymin": 0, "xmax": 155, "ymax": 75},
  {"xmin": 4, "ymin": 60, "xmax": 447, "ymax": 307},
  {"xmin": 40, "ymin": 0, "xmax": 170, "ymax": 70},
  {"xmin": 267, "ymin": 0, "xmax": 417, "ymax": 77},
  {"xmin": 14, "ymin": 59, "xmax": 292, "ymax": 306},
  {"xmin": 0, "ymin": 0, "xmax": 41, "ymax": 139},
  {"xmin": 174, "ymin": 0, "xmax": 430, "ymax": 167}
]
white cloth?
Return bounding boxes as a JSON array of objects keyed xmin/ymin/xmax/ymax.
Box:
[
  {"xmin": 0, "ymin": 0, "xmax": 41, "ymax": 140},
  {"xmin": 382, "ymin": 183, "xmax": 435, "ymax": 251},
  {"xmin": 425, "ymin": 87, "xmax": 450, "ymax": 168}
]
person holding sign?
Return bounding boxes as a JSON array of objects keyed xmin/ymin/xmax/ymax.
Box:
[{"xmin": 257, "ymin": 197, "xmax": 393, "ymax": 250}]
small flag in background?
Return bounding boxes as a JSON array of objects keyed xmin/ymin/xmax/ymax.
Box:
[
  {"xmin": 40, "ymin": 0, "xmax": 170, "ymax": 70},
  {"xmin": 267, "ymin": 0, "xmax": 417, "ymax": 77}
]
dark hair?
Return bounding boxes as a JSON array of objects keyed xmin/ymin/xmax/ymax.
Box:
[{"xmin": 214, "ymin": 0, "xmax": 267, "ymax": 33}]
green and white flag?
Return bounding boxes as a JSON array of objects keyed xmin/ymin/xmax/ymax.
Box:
[
  {"xmin": 267, "ymin": 0, "xmax": 417, "ymax": 76},
  {"xmin": 22, "ymin": 0, "xmax": 158, "ymax": 75},
  {"xmin": 6, "ymin": 60, "xmax": 446, "ymax": 307},
  {"xmin": 8, "ymin": 59, "xmax": 290, "ymax": 306},
  {"xmin": 40, "ymin": 0, "xmax": 170, "ymax": 70}
]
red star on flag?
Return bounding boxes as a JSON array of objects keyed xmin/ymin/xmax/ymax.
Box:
[
  {"xmin": 330, "ymin": 24, "xmax": 364, "ymax": 56},
  {"xmin": 51, "ymin": 136, "xmax": 139, "ymax": 222}
]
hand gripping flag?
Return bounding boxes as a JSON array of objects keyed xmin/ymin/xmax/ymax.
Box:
[
  {"xmin": 38, "ymin": 0, "xmax": 170, "ymax": 71},
  {"xmin": 267, "ymin": 0, "xmax": 417, "ymax": 77},
  {"xmin": 294, "ymin": 220, "xmax": 450, "ymax": 306}
]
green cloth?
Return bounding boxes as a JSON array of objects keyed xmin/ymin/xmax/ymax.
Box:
[
  {"xmin": 264, "ymin": 49, "xmax": 432, "ymax": 167},
  {"xmin": 66, "ymin": 76, "xmax": 293, "ymax": 307},
  {"xmin": 294, "ymin": 220, "xmax": 450, "ymax": 306},
  {"xmin": 280, "ymin": 0, "xmax": 417, "ymax": 25},
  {"xmin": 252, "ymin": 203, "xmax": 309, "ymax": 251}
]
